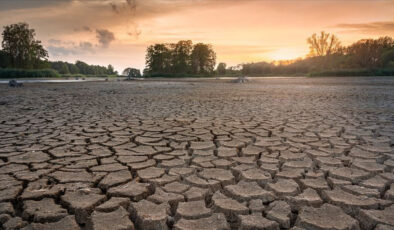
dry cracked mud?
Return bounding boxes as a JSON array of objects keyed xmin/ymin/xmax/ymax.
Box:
[{"xmin": 0, "ymin": 77, "xmax": 393, "ymax": 230}]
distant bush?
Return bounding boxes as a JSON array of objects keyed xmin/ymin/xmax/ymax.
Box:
[
  {"xmin": 144, "ymin": 72, "xmax": 213, "ymax": 78},
  {"xmin": 309, "ymin": 69, "xmax": 394, "ymax": 77},
  {"xmin": 0, "ymin": 68, "xmax": 60, "ymax": 78}
]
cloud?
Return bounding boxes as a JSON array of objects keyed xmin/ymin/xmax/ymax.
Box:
[
  {"xmin": 74, "ymin": 26, "xmax": 92, "ymax": 32},
  {"xmin": 111, "ymin": 0, "xmax": 137, "ymax": 15},
  {"xmin": 0, "ymin": 0, "xmax": 72, "ymax": 11},
  {"xmin": 47, "ymin": 41, "xmax": 95, "ymax": 57},
  {"xmin": 96, "ymin": 29, "xmax": 115, "ymax": 48},
  {"xmin": 334, "ymin": 21, "xmax": 394, "ymax": 34}
]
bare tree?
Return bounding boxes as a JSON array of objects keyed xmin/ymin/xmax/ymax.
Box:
[{"xmin": 307, "ymin": 31, "xmax": 341, "ymax": 57}]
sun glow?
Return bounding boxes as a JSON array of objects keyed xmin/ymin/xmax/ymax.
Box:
[{"xmin": 268, "ymin": 48, "xmax": 306, "ymax": 61}]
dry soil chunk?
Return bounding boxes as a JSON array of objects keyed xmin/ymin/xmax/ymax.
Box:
[
  {"xmin": 130, "ymin": 199, "xmax": 170, "ymax": 230},
  {"xmin": 174, "ymin": 213, "xmax": 229, "ymax": 230},
  {"xmin": 61, "ymin": 190, "xmax": 106, "ymax": 225},
  {"xmin": 137, "ymin": 167, "xmax": 165, "ymax": 180},
  {"xmin": 98, "ymin": 170, "xmax": 132, "ymax": 189},
  {"xmin": 329, "ymin": 167, "xmax": 371, "ymax": 183},
  {"xmin": 357, "ymin": 205, "xmax": 394, "ymax": 230},
  {"xmin": 26, "ymin": 215, "xmax": 80, "ymax": 230},
  {"xmin": 267, "ymin": 179, "xmax": 300, "ymax": 197},
  {"xmin": 296, "ymin": 203, "xmax": 360, "ymax": 230},
  {"xmin": 199, "ymin": 168, "xmax": 235, "ymax": 187},
  {"xmin": 108, "ymin": 181, "xmax": 151, "ymax": 201},
  {"xmin": 90, "ymin": 207, "xmax": 134, "ymax": 230},
  {"xmin": 266, "ymin": 201, "xmax": 292, "ymax": 228},
  {"xmin": 95, "ymin": 197, "xmax": 131, "ymax": 212},
  {"xmin": 225, "ymin": 181, "xmax": 276, "ymax": 202},
  {"xmin": 287, "ymin": 188, "xmax": 323, "ymax": 211},
  {"xmin": 322, "ymin": 188, "xmax": 382, "ymax": 215},
  {"xmin": 175, "ymin": 200, "xmax": 212, "ymax": 220},
  {"xmin": 23, "ymin": 198, "xmax": 68, "ymax": 222},
  {"xmin": 238, "ymin": 214, "xmax": 279, "ymax": 230}
]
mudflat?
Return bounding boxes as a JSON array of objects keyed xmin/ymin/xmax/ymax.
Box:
[{"xmin": 0, "ymin": 77, "xmax": 393, "ymax": 230}]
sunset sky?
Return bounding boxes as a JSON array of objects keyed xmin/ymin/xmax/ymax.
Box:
[{"xmin": 0, "ymin": 0, "xmax": 393, "ymax": 72}]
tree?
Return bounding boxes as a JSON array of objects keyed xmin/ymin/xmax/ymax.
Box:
[
  {"xmin": 145, "ymin": 44, "xmax": 172, "ymax": 73},
  {"xmin": 347, "ymin": 36, "xmax": 394, "ymax": 69},
  {"xmin": 216, "ymin": 62, "xmax": 227, "ymax": 75},
  {"xmin": 0, "ymin": 50, "xmax": 12, "ymax": 68},
  {"xmin": 307, "ymin": 31, "xmax": 341, "ymax": 57},
  {"xmin": 51, "ymin": 61, "xmax": 70, "ymax": 74},
  {"xmin": 123, "ymin": 68, "xmax": 141, "ymax": 79},
  {"xmin": 172, "ymin": 40, "xmax": 193, "ymax": 73},
  {"xmin": 191, "ymin": 43, "xmax": 216, "ymax": 74},
  {"xmin": 67, "ymin": 63, "xmax": 80, "ymax": 74},
  {"xmin": 1, "ymin": 22, "xmax": 48, "ymax": 68},
  {"xmin": 75, "ymin": 60, "xmax": 90, "ymax": 74},
  {"xmin": 107, "ymin": 64, "xmax": 115, "ymax": 75}
]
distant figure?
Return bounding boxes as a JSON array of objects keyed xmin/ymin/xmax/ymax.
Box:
[{"xmin": 8, "ymin": 80, "xmax": 23, "ymax": 87}]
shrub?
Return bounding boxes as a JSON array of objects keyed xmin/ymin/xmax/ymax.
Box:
[{"xmin": 0, "ymin": 68, "xmax": 60, "ymax": 78}]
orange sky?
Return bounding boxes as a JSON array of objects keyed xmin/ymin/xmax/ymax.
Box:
[{"xmin": 0, "ymin": 0, "xmax": 393, "ymax": 72}]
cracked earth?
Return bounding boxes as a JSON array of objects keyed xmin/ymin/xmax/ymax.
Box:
[{"xmin": 0, "ymin": 77, "xmax": 393, "ymax": 230}]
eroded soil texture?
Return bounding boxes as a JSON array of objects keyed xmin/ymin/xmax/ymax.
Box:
[{"xmin": 0, "ymin": 77, "xmax": 393, "ymax": 230}]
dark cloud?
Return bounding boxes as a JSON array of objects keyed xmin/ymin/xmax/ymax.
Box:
[
  {"xmin": 96, "ymin": 29, "xmax": 115, "ymax": 48},
  {"xmin": 110, "ymin": 0, "xmax": 136, "ymax": 14},
  {"xmin": 0, "ymin": 0, "xmax": 72, "ymax": 11},
  {"xmin": 334, "ymin": 21, "xmax": 394, "ymax": 34},
  {"xmin": 74, "ymin": 26, "xmax": 92, "ymax": 32}
]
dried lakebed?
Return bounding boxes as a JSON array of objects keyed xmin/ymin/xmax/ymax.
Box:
[{"xmin": 0, "ymin": 77, "xmax": 393, "ymax": 230}]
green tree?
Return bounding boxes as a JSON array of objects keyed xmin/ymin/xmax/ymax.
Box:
[
  {"xmin": 51, "ymin": 61, "xmax": 70, "ymax": 74},
  {"xmin": 172, "ymin": 40, "xmax": 193, "ymax": 73},
  {"xmin": 67, "ymin": 63, "xmax": 80, "ymax": 74},
  {"xmin": 1, "ymin": 22, "xmax": 48, "ymax": 68},
  {"xmin": 307, "ymin": 31, "xmax": 341, "ymax": 57},
  {"xmin": 0, "ymin": 50, "xmax": 12, "ymax": 68},
  {"xmin": 75, "ymin": 60, "xmax": 90, "ymax": 74},
  {"xmin": 191, "ymin": 43, "xmax": 216, "ymax": 74},
  {"xmin": 145, "ymin": 44, "xmax": 172, "ymax": 73},
  {"xmin": 216, "ymin": 62, "xmax": 227, "ymax": 75},
  {"xmin": 123, "ymin": 67, "xmax": 141, "ymax": 79},
  {"xmin": 107, "ymin": 64, "xmax": 115, "ymax": 74}
]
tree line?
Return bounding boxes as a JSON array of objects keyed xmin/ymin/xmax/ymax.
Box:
[
  {"xmin": 0, "ymin": 23, "xmax": 117, "ymax": 77},
  {"xmin": 144, "ymin": 40, "xmax": 216, "ymax": 77},
  {"xmin": 237, "ymin": 32, "xmax": 394, "ymax": 76}
]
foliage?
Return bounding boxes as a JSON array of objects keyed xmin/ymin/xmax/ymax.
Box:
[
  {"xmin": 50, "ymin": 60, "xmax": 115, "ymax": 75},
  {"xmin": 145, "ymin": 40, "xmax": 216, "ymax": 75},
  {"xmin": 0, "ymin": 50, "xmax": 12, "ymax": 68},
  {"xmin": 346, "ymin": 37, "xmax": 394, "ymax": 69},
  {"xmin": 1, "ymin": 23, "xmax": 48, "ymax": 69},
  {"xmin": 241, "ymin": 35, "xmax": 394, "ymax": 77},
  {"xmin": 0, "ymin": 68, "xmax": 59, "ymax": 78},
  {"xmin": 123, "ymin": 67, "xmax": 141, "ymax": 78},
  {"xmin": 190, "ymin": 43, "xmax": 216, "ymax": 74},
  {"xmin": 216, "ymin": 62, "xmax": 227, "ymax": 75}
]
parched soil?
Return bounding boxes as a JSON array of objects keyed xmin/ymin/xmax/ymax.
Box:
[{"xmin": 0, "ymin": 77, "xmax": 393, "ymax": 230}]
